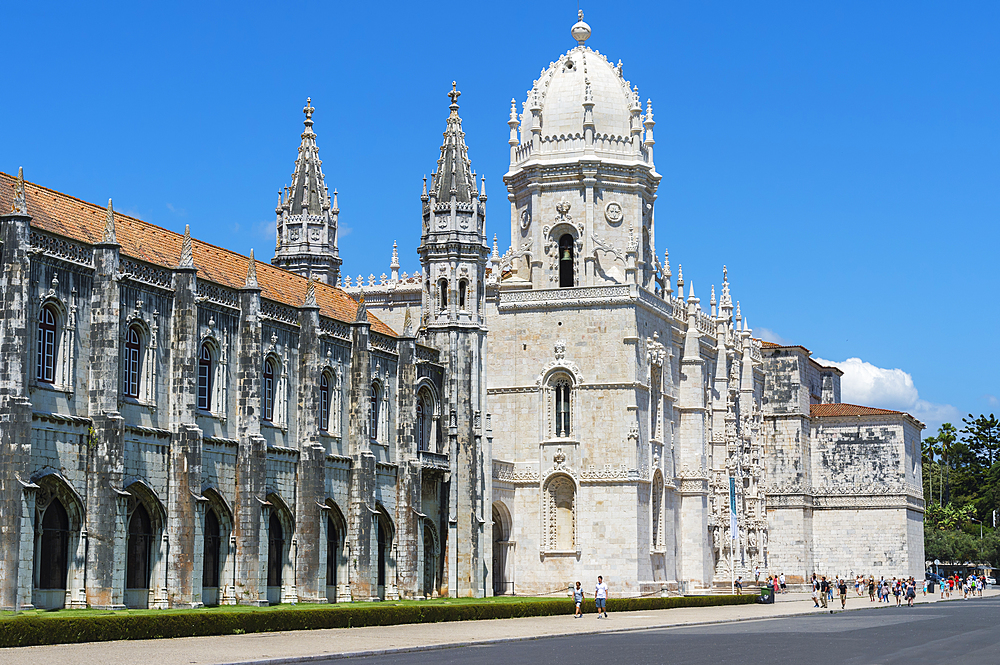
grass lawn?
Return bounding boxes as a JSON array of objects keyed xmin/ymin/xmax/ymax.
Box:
[{"xmin": 0, "ymin": 595, "xmax": 566, "ymax": 620}]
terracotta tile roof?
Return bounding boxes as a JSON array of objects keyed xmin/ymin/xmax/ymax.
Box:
[
  {"xmin": 756, "ymin": 338, "xmax": 812, "ymax": 354},
  {"xmin": 1, "ymin": 171, "xmax": 396, "ymax": 337},
  {"xmin": 810, "ymin": 403, "xmax": 905, "ymax": 418}
]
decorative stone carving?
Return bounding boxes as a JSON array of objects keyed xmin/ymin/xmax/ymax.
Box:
[
  {"xmin": 555, "ymin": 198, "xmax": 572, "ymax": 222},
  {"xmin": 605, "ymin": 201, "xmax": 623, "ymax": 224}
]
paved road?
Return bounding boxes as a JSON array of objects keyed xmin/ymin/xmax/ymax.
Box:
[{"xmin": 339, "ymin": 596, "xmax": 1000, "ymax": 665}]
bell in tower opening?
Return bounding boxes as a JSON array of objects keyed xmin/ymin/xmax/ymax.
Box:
[{"xmin": 559, "ymin": 234, "xmax": 575, "ymax": 287}]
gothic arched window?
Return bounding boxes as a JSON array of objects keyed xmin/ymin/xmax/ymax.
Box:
[
  {"xmin": 438, "ymin": 279, "xmax": 448, "ymax": 310},
  {"xmin": 37, "ymin": 305, "xmax": 58, "ymax": 384},
  {"xmin": 37, "ymin": 498, "xmax": 69, "ymax": 590},
  {"xmin": 203, "ymin": 507, "xmax": 221, "ymax": 589},
  {"xmin": 370, "ymin": 382, "xmax": 381, "ymax": 441},
  {"xmin": 320, "ymin": 372, "xmax": 331, "ymax": 432},
  {"xmin": 262, "ymin": 358, "xmax": 276, "ymax": 422},
  {"xmin": 198, "ymin": 344, "xmax": 213, "ymax": 411},
  {"xmin": 558, "ymin": 234, "xmax": 575, "ymax": 288},
  {"xmin": 123, "ymin": 325, "xmax": 143, "ymax": 399},
  {"xmin": 458, "ymin": 280, "xmax": 468, "ymax": 310},
  {"xmin": 553, "ymin": 378, "xmax": 572, "ymax": 438}
]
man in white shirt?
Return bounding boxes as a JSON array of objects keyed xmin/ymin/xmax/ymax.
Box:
[{"xmin": 595, "ymin": 576, "xmax": 608, "ymax": 619}]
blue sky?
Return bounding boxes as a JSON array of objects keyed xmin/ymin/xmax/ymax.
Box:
[{"xmin": 4, "ymin": 1, "xmax": 998, "ymax": 433}]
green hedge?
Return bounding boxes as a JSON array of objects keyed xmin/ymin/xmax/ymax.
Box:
[{"xmin": 0, "ymin": 594, "xmax": 757, "ymax": 648}]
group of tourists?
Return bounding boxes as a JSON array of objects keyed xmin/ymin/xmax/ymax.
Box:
[
  {"xmin": 857, "ymin": 576, "xmax": 920, "ymax": 606},
  {"xmin": 931, "ymin": 573, "xmax": 987, "ymax": 600}
]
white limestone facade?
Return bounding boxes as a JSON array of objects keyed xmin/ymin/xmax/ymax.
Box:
[{"xmin": 342, "ymin": 13, "xmax": 927, "ymax": 595}]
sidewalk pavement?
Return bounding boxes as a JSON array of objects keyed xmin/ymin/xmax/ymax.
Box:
[{"xmin": 4, "ymin": 588, "xmax": 997, "ymax": 665}]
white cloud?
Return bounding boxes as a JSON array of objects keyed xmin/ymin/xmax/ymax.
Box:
[
  {"xmin": 253, "ymin": 219, "xmax": 276, "ymax": 241},
  {"xmin": 756, "ymin": 327, "xmax": 792, "ymax": 346},
  {"xmin": 986, "ymin": 394, "xmax": 1000, "ymax": 408},
  {"xmin": 165, "ymin": 203, "xmax": 187, "ymax": 217},
  {"xmin": 814, "ymin": 356, "xmax": 960, "ymax": 431}
]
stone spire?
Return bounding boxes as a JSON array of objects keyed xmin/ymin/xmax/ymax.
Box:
[
  {"xmin": 271, "ymin": 97, "xmax": 342, "ymax": 284},
  {"xmin": 390, "ymin": 241, "xmax": 400, "ymax": 281},
  {"xmin": 427, "ymin": 82, "xmax": 479, "ymax": 206},
  {"xmin": 245, "ymin": 249, "xmax": 258, "ymax": 289},
  {"xmin": 304, "ymin": 277, "xmax": 317, "ymax": 307},
  {"xmin": 102, "ymin": 198, "xmax": 117, "ymax": 245},
  {"xmin": 178, "ymin": 224, "xmax": 194, "ymax": 268},
  {"xmin": 10, "ymin": 167, "xmax": 27, "ymax": 215}
]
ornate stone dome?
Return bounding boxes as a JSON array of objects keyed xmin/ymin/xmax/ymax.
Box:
[
  {"xmin": 510, "ymin": 12, "xmax": 654, "ymax": 167},
  {"xmin": 524, "ymin": 13, "xmax": 639, "ymax": 142}
]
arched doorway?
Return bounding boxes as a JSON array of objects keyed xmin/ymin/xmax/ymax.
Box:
[
  {"xmin": 125, "ymin": 503, "xmax": 153, "ymax": 608},
  {"xmin": 422, "ymin": 521, "xmax": 438, "ymax": 598},
  {"xmin": 326, "ymin": 516, "xmax": 338, "ymax": 601},
  {"xmin": 202, "ymin": 507, "xmax": 222, "ymax": 606},
  {"xmin": 35, "ymin": 498, "xmax": 69, "ymax": 607},
  {"xmin": 492, "ymin": 502, "xmax": 512, "ymax": 595},
  {"xmin": 376, "ymin": 516, "xmax": 387, "ymax": 599},
  {"xmin": 267, "ymin": 511, "xmax": 284, "ymax": 605}
]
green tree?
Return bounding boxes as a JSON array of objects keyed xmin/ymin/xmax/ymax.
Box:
[
  {"xmin": 936, "ymin": 423, "xmax": 958, "ymax": 505},
  {"xmin": 962, "ymin": 413, "xmax": 1000, "ymax": 467}
]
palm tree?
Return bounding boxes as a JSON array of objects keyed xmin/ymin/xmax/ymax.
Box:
[{"xmin": 923, "ymin": 437, "xmax": 941, "ymax": 504}]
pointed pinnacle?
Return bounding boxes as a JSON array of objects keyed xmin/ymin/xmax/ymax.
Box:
[
  {"xmin": 102, "ymin": 198, "xmax": 117, "ymax": 244},
  {"xmin": 11, "ymin": 166, "xmax": 27, "ymax": 215},
  {"xmin": 179, "ymin": 224, "xmax": 194, "ymax": 268},
  {"xmin": 304, "ymin": 277, "xmax": 317, "ymax": 307},
  {"xmin": 245, "ymin": 249, "xmax": 258, "ymax": 288}
]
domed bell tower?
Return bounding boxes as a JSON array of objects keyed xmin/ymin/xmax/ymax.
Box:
[{"xmin": 417, "ymin": 83, "xmax": 491, "ymax": 597}]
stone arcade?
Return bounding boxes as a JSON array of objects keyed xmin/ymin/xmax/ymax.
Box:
[{"xmin": 0, "ymin": 14, "xmax": 923, "ymax": 610}]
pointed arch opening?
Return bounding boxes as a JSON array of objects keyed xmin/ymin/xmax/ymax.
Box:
[
  {"xmin": 198, "ymin": 342, "xmax": 215, "ymax": 411},
  {"xmin": 374, "ymin": 506, "xmax": 395, "ymax": 600},
  {"xmin": 36, "ymin": 304, "xmax": 60, "ymax": 384},
  {"xmin": 201, "ymin": 488, "xmax": 235, "ymax": 606},
  {"xmin": 324, "ymin": 500, "xmax": 347, "ymax": 603},
  {"xmin": 266, "ymin": 493, "xmax": 294, "ymax": 605},
  {"xmin": 123, "ymin": 324, "xmax": 144, "ymax": 399},
  {"xmin": 492, "ymin": 502, "xmax": 513, "ymax": 596},
  {"xmin": 422, "ymin": 519, "xmax": 440, "ymax": 598},
  {"xmin": 438, "ymin": 279, "xmax": 448, "ymax": 310},
  {"xmin": 31, "ymin": 473, "xmax": 85, "ymax": 609},
  {"xmin": 124, "ymin": 481, "xmax": 166, "ymax": 609}
]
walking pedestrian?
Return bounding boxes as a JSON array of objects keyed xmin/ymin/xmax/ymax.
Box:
[
  {"xmin": 595, "ymin": 575, "xmax": 608, "ymax": 619},
  {"xmin": 755, "ymin": 566, "xmax": 760, "ymax": 584},
  {"xmin": 868, "ymin": 576, "xmax": 875, "ymax": 602},
  {"xmin": 735, "ymin": 576, "xmax": 743, "ymax": 595},
  {"xmin": 838, "ymin": 578, "xmax": 848, "ymax": 609},
  {"xmin": 573, "ymin": 581, "xmax": 584, "ymax": 618},
  {"xmin": 819, "ymin": 576, "xmax": 829, "ymax": 608},
  {"xmin": 779, "ymin": 573, "xmax": 787, "ymax": 594},
  {"xmin": 811, "ymin": 577, "xmax": 820, "ymax": 608}
]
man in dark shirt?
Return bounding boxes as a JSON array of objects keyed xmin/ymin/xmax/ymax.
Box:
[
  {"xmin": 838, "ymin": 578, "xmax": 848, "ymax": 609},
  {"xmin": 819, "ymin": 576, "xmax": 829, "ymax": 608}
]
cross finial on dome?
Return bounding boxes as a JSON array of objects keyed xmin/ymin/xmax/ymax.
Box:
[
  {"xmin": 571, "ymin": 10, "xmax": 591, "ymax": 46},
  {"xmin": 303, "ymin": 97, "xmax": 315, "ymax": 121},
  {"xmin": 448, "ymin": 82, "xmax": 461, "ymax": 108}
]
